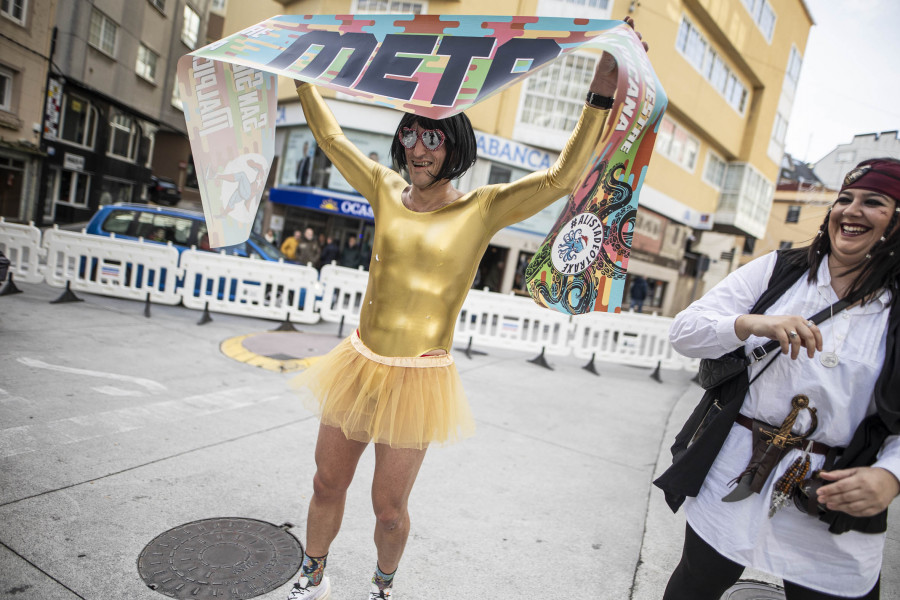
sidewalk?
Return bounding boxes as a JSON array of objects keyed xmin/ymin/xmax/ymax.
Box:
[{"xmin": 0, "ymin": 281, "xmax": 896, "ymax": 599}]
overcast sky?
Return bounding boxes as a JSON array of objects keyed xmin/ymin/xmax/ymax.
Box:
[{"xmin": 783, "ymin": 0, "xmax": 900, "ymax": 163}]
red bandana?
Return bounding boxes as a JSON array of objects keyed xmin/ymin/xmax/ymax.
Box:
[{"xmin": 840, "ymin": 159, "xmax": 900, "ymax": 201}]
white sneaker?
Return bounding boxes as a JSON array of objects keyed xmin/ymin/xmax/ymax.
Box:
[
  {"xmin": 288, "ymin": 575, "xmax": 331, "ymax": 600},
  {"xmin": 369, "ymin": 583, "xmax": 392, "ymax": 599}
]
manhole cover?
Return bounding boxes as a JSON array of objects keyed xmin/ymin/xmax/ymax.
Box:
[
  {"xmin": 138, "ymin": 517, "xmax": 303, "ymax": 599},
  {"xmin": 721, "ymin": 580, "xmax": 785, "ymax": 600}
]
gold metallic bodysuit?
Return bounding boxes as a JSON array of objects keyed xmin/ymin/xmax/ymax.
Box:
[{"xmin": 297, "ymin": 85, "xmax": 609, "ymax": 357}]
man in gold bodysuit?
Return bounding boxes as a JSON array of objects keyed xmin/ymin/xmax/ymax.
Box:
[{"xmin": 287, "ymin": 18, "xmax": 647, "ymax": 600}]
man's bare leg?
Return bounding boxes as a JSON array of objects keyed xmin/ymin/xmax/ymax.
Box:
[
  {"xmin": 369, "ymin": 443, "xmax": 428, "ymax": 592},
  {"xmin": 305, "ymin": 423, "xmax": 368, "ymax": 557}
]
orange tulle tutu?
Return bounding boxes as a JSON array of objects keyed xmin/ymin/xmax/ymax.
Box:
[{"xmin": 291, "ymin": 332, "xmax": 475, "ymax": 449}]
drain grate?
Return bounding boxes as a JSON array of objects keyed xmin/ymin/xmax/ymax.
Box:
[
  {"xmin": 721, "ymin": 580, "xmax": 786, "ymax": 599},
  {"xmin": 138, "ymin": 517, "xmax": 303, "ymax": 599}
]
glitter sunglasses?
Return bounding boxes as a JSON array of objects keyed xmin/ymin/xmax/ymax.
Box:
[{"xmin": 398, "ymin": 127, "xmax": 445, "ymax": 151}]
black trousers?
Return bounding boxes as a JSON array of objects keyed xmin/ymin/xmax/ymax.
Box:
[{"xmin": 662, "ymin": 523, "xmax": 880, "ymax": 600}]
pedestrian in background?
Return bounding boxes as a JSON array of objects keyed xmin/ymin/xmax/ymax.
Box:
[
  {"xmin": 281, "ymin": 230, "xmax": 301, "ymax": 261},
  {"xmin": 339, "ymin": 236, "xmax": 363, "ymax": 270},
  {"xmin": 629, "ymin": 275, "xmax": 649, "ymax": 312},
  {"xmin": 318, "ymin": 236, "xmax": 340, "ymax": 268},
  {"xmin": 295, "ymin": 227, "xmax": 320, "ymax": 267}
]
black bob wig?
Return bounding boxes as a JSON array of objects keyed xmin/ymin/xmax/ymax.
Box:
[{"xmin": 389, "ymin": 111, "xmax": 478, "ymax": 187}]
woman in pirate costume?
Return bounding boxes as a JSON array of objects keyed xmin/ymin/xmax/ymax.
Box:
[
  {"xmin": 655, "ymin": 158, "xmax": 900, "ymax": 599},
  {"xmin": 286, "ymin": 19, "xmax": 648, "ymax": 600}
]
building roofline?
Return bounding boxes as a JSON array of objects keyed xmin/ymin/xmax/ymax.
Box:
[
  {"xmin": 853, "ymin": 130, "xmax": 900, "ymax": 140},
  {"xmin": 798, "ymin": 0, "xmax": 816, "ymax": 26}
]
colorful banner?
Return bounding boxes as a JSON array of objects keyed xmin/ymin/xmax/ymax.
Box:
[
  {"xmin": 524, "ymin": 27, "xmax": 667, "ymax": 314},
  {"xmin": 177, "ymin": 14, "xmax": 666, "ymax": 312},
  {"xmin": 176, "ymin": 58, "xmax": 277, "ymax": 247}
]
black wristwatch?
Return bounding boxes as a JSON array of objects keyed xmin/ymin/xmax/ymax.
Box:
[{"xmin": 585, "ymin": 91, "xmax": 614, "ymax": 109}]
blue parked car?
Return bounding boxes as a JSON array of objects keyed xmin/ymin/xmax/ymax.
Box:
[
  {"xmin": 84, "ymin": 203, "xmax": 285, "ymax": 260},
  {"xmin": 83, "ymin": 204, "xmax": 317, "ymax": 308}
]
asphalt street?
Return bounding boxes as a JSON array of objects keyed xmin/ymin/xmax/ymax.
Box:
[{"xmin": 1, "ymin": 280, "xmax": 897, "ymax": 600}]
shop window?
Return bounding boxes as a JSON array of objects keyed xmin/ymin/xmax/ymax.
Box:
[
  {"xmin": 140, "ymin": 126, "xmax": 156, "ymax": 168},
  {"xmin": 630, "ymin": 277, "xmax": 666, "ymax": 310},
  {"xmin": 514, "ymin": 251, "xmax": 534, "ymax": 293},
  {"xmin": 0, "ymin": 155, "xmax": 24, "ymax": 170},
  {"xmin": 44, "ymin": 168, "xmax": 59, "ymax": 220},
  {"xmin": 473, "ymin": 246, "xmax": 507, "ymax": 292},
  {"xmin": 60, "ymin": 95, "xmax": 98, "ymax": 148},
  {"xmin": 488, "ymin": 164, "xmax": 512, "ymax": 185},
  {"xmin": 57, "ymin": 170, "xmax": 92, "ymax": 207},
  {"xmin": 185, "ymin": 155, "xmax": 199, "ymax": 189},
  {"xmin": 99, "ymin": 178, "xmax": 134, "ymax": 205},
  {"xmin": 0, "ymin": 155, "xmax": 24, "ymax": 218},
  {"xmin": 89, "ymin": 9, "xmax": 118, "ymax": 57}
]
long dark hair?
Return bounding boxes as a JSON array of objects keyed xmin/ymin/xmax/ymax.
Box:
[
  {"xmin": 792, "ymin": 157, "xmax": 900, "ymax": 303},
  {"xmin": 389, "ymin": 112, "xmax": 478, "ymax": 187}
]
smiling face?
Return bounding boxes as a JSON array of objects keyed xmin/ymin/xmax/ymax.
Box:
[
  {"xmin": 403, "ymin": 123, "xmax": 447, "ymax": 189},
  {"xmin": 828, "ymin": 187, "xmax": 898, "ymax": 268}
]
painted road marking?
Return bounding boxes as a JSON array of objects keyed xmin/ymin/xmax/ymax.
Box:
[
  {"xmin": 17, "ymin": 358, "xmax": 168, "ymax": 393},
  {"xmin": 0, "ymin": 386, "xmax": 284, "ymax": 459},
  {"xmin": 91, "ymin": 386, "xmax": 147, "ymax": 397},
  {"xmin": 220, "ymin": 334, "xmax": 319, "ymax": 373}
]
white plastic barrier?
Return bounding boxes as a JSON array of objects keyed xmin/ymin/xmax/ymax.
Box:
[
  {"xmin": 180, "ymin": 249, "xmax": 321, "ymax": 323},
  {"xmin": 570, "ymin": 310, "xmax": 693, "ymax": 369},
  {"xmin": 0, "ymin": 219, "xmax": 44, "ymax": 283},
  {"xmin": 42, "ymin": 228, "xmax": 181, "ymax": 304},
  {"xmin": 455, "ymin": 289, "xmax": 574, "ymax": 356},
  {"xmin": 317, "ymin": 263, "xmax": 369, "ymax": 326},
  {"xmin": 23, "ymin": 226, "xmax": 701, "ymax": 372}
]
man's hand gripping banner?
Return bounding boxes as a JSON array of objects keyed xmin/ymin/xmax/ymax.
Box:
[{"xmin": 177, "ymin": 14, "xmax": 667, "ymax": 312}]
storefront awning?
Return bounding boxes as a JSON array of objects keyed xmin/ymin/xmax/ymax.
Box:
[{"xmin": 269, "ymin": 186, "xmax": 374, "ymax": 222}]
